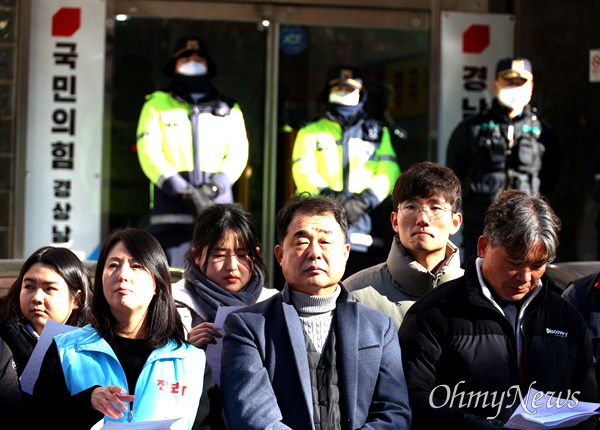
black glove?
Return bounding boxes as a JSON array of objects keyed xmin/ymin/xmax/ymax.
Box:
[
  {"xmin": 200, "ymin": 182, "xmax": 219, "ymax": 199},
  {"xmin": 342, "ymin": 193, "xmax": 370, "ymax": 225},
  {"xmin": 463, "ymin": 414, "xmax": 505, "ymax": 430},
  {"xmin": 341, "ymin": 189, "xmax": 379, "ymax": 224},
  {"xmin": 181, "ymin": 186, "xmax": 214, "ymax": 215}
]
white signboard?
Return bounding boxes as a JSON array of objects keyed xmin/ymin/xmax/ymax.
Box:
[
  {"xmin": 590, "ymin": 49, "xmax": 600, "ymax": 83},
  {"xmin": 438, "ymin": 12, "xmax": 515, "ymax": 165},
  {"xmin": 24, "ymin": 1, "xmax": 105, "ymax": 259}
]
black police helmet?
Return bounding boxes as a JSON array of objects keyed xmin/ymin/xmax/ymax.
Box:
[
  {"xmin": 163, "ymin": 36, "xmax": 218, "ymax": 79},
  {"xmin": 320, "ymin": 65, "xmax": 367, "ymax": 103}
]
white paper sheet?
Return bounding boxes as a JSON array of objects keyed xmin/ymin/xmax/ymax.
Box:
[
  {"xmin": 505, "ymin": 388, "xmax": 600, "ymax": 429},
  {"xmin": 92, "ymin": 417, "xmax": 181, "ymax": 429},
  {"xmin": 20, "ymin": 319, "xmax": 77, "ymax": 394},
  {"xmin": 204, "ymin": 305, "xmax": 243, "ymax": 386}
]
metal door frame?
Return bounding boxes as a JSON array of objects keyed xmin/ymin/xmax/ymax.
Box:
[{"xmin": 106, "ymin": 0, "xmax": 433, "ymax": 285}]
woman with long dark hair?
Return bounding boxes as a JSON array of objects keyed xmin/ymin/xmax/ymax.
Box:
[
  {"xmin": 173, "ymin": 203, "xmax": 277, "ymax": 349},
  {"xmin": 32, "ymin": 228, "xmax": 225, "ymax": 429},
  {"xmin": 0, "ymin": 246, "xmax": 92, "ymax": 375}
]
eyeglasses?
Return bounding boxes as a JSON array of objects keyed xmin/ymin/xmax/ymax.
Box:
[{"xmin": 398, "ymin": 200, "xmax": 453, "ymax": 220}]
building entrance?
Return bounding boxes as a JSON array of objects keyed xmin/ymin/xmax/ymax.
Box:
[{"xmin": 107, "ymin": 1, "xmax": 431, "ymax": 284}]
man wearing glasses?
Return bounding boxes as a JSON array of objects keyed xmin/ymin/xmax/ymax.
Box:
[
  {"xmin": 399, "ymin": 190, "xmax": 598, "ymax": 429},
  {"xmin": 344, "ymin": 161, "xmax": 463, "ymax": 329}
]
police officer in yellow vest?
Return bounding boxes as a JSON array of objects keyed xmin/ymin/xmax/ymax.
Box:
[
  {"xmin": 136, "ymin": 36, "xmax": 249, "ymax": 268},
  {"xmin": 292, "ymin": 65, "xmax": 400, "ymax": 277}
]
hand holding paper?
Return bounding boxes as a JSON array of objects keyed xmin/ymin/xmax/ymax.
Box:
[
  {"xmin": 204, "ymin": 305, "xmax": 242, "ymax": 386},
  {"xmin": 19, "ymin": 319, "xmax": 76, "ymax": 394}
]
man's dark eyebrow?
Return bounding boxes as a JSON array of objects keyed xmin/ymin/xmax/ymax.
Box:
[
  {"xmin": 291, "ymin": 228, "xmax": 334, "ymax": 238},
  {"xmin": 403, "ymin": 197, "xmax": 446, "ymax": 204},
  {"xmin": 292, "ymin": 229, "xmax": 309, "ymax": 239},
  {"xmin": 506, "ymin": 255, "xmax": 549, "ymax": 265},
  {"xmin": 317, "ymin": 228, "xmax": 334, "ymax": 236}
]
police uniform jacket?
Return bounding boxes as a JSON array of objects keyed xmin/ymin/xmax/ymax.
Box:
[
  {"xmin": 292, "ymin": 112, "xmax": 400, "ymax": 252},
  {"xmin": 136, "ymin": 90, "xmax": 249, "ymax": 232},
  {"xmin": 446, "ymin": 99, "xmax": 560, "ymax": 239}
]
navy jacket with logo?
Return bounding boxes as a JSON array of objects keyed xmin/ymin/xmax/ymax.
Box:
[{"xmin": 399, "ymin": 257, "xmax": 598, "ymax": 430}]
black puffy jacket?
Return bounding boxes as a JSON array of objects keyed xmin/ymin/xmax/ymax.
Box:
[
  {"xmin": 0, "ymin": 322, "xmax": 36, "ymax": 376},
  {"xmin": 562, "ymin": 272, "xmax": 600, "ymax": 390},
  {"xmin": 0, "ymin": 338, "xmax": 21, "ymax": 429},
  {"xmin": 399, "ymin": 257, "xmax": 598, "ymax": 430}
]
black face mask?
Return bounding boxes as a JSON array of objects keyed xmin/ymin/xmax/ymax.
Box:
[
  {"xmin": 172, "ymin": 73, "xmax": 214, "ymax": 95},
  {"xmin": 326, "ymin": 102, "xmax": 364, "ymax": 124}
]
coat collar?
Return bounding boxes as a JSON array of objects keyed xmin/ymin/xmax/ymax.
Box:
[
  {"xmin": 281, "ymin": 282, "xmax": 350, "ymax": 303},
  {"xmin": 386, "ymin": 235, "xmax": 463, "ymax": 298}
]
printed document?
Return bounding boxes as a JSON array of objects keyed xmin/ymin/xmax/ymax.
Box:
[
  {"xmin": 91, "ymin": 417, "xmax": 181, "ymax": 429},
  {"xmin": 20, "ymin": 319, "xmax": 77, "ymax": 394},
  {"xmin": 505, "ymin": 387, "xmax": 600, "ymax": 429}
]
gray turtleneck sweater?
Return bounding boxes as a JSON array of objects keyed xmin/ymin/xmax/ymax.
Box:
[{"xmin": 289, "ymin": 287, "xmax": 341, "ymax": 354}]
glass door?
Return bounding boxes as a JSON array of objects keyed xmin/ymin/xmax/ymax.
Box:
[
  {"xmin": 271, "ymin": 6, "xmax": 431, "ymax": 285},
  {"xmin": 105, "ymin": 2, "xmax": 431, "ymax": 286},
  {"xmin": 106, "ymin": 1, "xmax": 269, "ymax": 245}
]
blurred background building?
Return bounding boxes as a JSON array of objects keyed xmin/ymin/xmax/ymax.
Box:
[{"xmin": 2, "ymin": 0, "xmax": 600, "ymax": 288}]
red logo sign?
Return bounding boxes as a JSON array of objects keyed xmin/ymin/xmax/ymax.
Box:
[
  {"xmin": 52, "ymin": 8, "xmax": 81, "ymax": 37},
  {"xmin": 463, "ymin": 25, "xmax": 490, "ymax": 54}
]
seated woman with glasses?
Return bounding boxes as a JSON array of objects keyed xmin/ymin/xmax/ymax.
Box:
[{"xmin": 344, "ymin": 161, "xmax": 464, "ymax": 330}]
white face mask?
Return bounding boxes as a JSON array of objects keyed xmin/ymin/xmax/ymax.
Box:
[
  {"xmin": 329, "ymin": 89, "xmax": 360, "ymax": 106},
  {"xmin": 177, "ymin": 61, "xmax": 208, "ymax": 76},
  {"xmin": 497, "ymin": 85, "xmax": 532, "ymax": 112}
]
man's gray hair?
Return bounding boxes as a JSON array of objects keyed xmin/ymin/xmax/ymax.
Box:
[{"xmin": 483, "ymin": 189, "xmax": 561, "ymax": 263}]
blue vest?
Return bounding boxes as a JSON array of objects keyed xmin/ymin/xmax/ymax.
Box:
[{"xmin": 53, "ymin": 324, "xmax": 205, "ymax": 430}]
